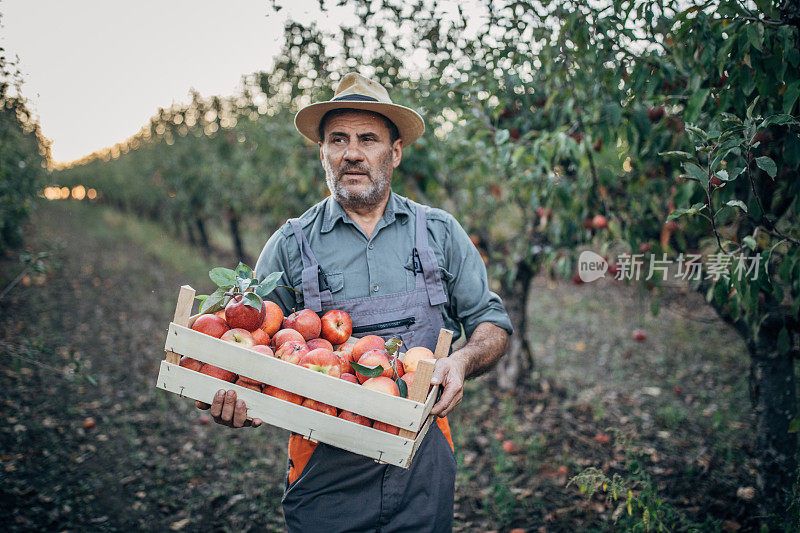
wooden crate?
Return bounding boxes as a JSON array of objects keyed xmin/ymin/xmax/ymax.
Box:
[{"xmin": 155, "ymin": 285, "xmax": 453, "ymax": 468}]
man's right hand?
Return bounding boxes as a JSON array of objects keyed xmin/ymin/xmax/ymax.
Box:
[{"xmin": 196, "ymin": 389, "xmax": 262, "ymax": 428}]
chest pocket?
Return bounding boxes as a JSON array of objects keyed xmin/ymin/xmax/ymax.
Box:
[{"xmin": 293, "ymin": 271, "xmax": 344, "ymax": 308}]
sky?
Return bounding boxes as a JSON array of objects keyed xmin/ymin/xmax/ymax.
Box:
[{"xmin": 0, "ymin": 0, "xmax": 361, "ymax": 163}]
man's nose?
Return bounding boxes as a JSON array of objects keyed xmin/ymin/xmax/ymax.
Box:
[{"xmin": 343, "ymin": 142, "xmax": 365, "ymax": 162}]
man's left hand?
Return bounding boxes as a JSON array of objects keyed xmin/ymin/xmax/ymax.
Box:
[{"xmin": 429, "ymin": 355, "xmax": 468, "ymax": 417}]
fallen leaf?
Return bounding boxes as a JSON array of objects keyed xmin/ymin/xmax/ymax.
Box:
[{"xmin": 170, "ymin": 518, "xmax": 190, "ymax": 531}]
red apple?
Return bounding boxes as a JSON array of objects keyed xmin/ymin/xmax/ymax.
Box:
[
  {"xmin": 356, "ymin": 349, "xmax": 393, "ymax": 383},
  {"xmin": 260, "ymin": 301, "xmax": 284, "ymax": 336},
  {"xmin": 372, "ymin": 421, "xmax": 399, "ymax": 435},
  {"xmin": 333, "ymin": 350, "xmax": 353, "ymax": 375},
  {"xmin": 251, "ymin": 327, "xmax": 271, "ymax": 346},
  {"xmin": 179, "ymin": 356, "xmax": 204, "ymax": 372},
  {"xmin": 283, "ymin": 309, "xmax": 322, "ymax": 341},
  {"xmin": 271, "ymin": 328, "xmax": 306, "ymax": 350},
  {"xmin": 221, "ymin": 328, "xmax": 256, "ymax": 348},
  {"xmin": 263, "ymin": 385, "xmax": 304, "ymax": 405},
  {"xmin": 632, "ymin": 329, "xmax": 648, "ymax": 341},
  {"xmin": 250, "ymin": 344, "xmax": 275, "ymax": 357},
  {"xmin": 362, "ymin": 376, "xmax": 400, "ymax": 396},
  {"xmin": 235, "ymin": 377, "xmax": 263, "ymax": 392},
  {"xmin": 307, "ymin": 338, "xmax": 334, "ymax": 352},
  {"xmin": 320, "ymin": 310, "xmax": 353, "ymax": 345},
  {"xmin": 225, "ymin": 293, "xmax": 266, "ymax": 331},
  {"xmin": 275, "ymin": 340, "xmax": 309, "ymax": 364},
  {"xmin": 352, "ymin": 335, "xmax": 386, "ymax": 361},
  {"xmin": 340, "ymin": 373, "xmax": 359, "ymax": 384},
  {"xmin": 339, "ymin": 410, "xmax": 372, "ymax": 427},
  {"xmin": 392, "ymin": 356, "xmax": 405, "ymax": 378},
  {"xmin": 400, "ymin": 371, "xmax": 415, "ymax": 391},
  {"xmin": 299, "ymin": 349, "xmax": 342, "ymax": 378},
  {"xmin": 302, "ymin": 398, "xmax": 338, "ymax": 416},
  {"xmin": 200, "ymin": 364, "xmax": 237, "ymax": 383},
  {"xmin": 191, "ymin": 314, "xmax": 230, "ymax": 339},
  {"xmin": 401, "ymin": 346, "xmax": 434, "ymax": 373},
  {"xmin": 592, "ymin": 214, "xmax": 608, "ymax": 230},
  {"xmin": 214, "ymin": 309, "xmax": 227, "ymax": 322}
]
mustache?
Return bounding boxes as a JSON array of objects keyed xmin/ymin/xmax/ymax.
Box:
[{"xmin": 338, "ymin": 164, "xmax": 371, "ymax": 178}]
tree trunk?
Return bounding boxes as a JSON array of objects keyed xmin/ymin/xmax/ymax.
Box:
[
  {"xmin": 228, "ymin": 213, "xmax": 250, "ymax": 265},
  {"xmin": 194, "ymin": 216, "xmax": 211, "ymax": 253},
  {"xmin": 495, "ymin": 261, "xmax": 535, "ymax": 390},
  {"xmin": 185, "ymin": 220, "xmax": 196, "ymax": 246},
  {"xmin": 748, "ymin": 314, "xmax": 798, "ymax": 528}
]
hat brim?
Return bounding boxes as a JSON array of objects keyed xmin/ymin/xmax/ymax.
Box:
[{"xmin": 294, "ymin": 100, "xmax": 425, "ymax": 146}]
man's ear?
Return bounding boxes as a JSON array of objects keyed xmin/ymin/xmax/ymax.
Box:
[
  {"xmin": 392, "ymin": 139, "xmax": 403, "ymax": 169},
  {"xmin": 319, "ymin": 141, "xmax": 324, "ymax": 164}
]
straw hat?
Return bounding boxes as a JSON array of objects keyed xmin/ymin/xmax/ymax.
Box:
[{"xmin": 294, "ymin": 72, "xmax": 425, "ymax": 145}]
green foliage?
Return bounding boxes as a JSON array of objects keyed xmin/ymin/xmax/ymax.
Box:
[
  {"xmin": 195, "ymin": 262, "xmax": 282, "ymax": 313},
  {"xmin": 0, "ymin": 46, "xmax": 49, "ymax": 251}
]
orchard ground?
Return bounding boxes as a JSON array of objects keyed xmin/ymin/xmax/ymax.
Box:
[{"xmin": 0, "ymin": 200, "xmax": 768, "ymax": 531}]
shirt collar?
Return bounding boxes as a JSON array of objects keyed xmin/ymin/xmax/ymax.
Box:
[{"xmin": 321, "ymin": 192, "xmax": 411, "ymax": 234}]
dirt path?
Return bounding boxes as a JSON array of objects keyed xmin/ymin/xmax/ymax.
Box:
[{"xmin": 1, "ymin": 201, "xmax": 760, "ymax": 532}]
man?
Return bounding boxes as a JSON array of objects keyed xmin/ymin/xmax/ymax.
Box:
[{"xmin": 200, "ymin": 72, "xmax": 512, "ymax": 532}]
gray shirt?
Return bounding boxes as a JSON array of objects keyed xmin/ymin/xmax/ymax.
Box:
[{"xmin": 254, "ymin": 192, "xmax": 513, "ymax": 343}]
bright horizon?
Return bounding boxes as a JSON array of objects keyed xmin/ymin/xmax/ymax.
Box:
[{"xmin": 0, "ymin": 0, "xmax": 365, "ymax": 164}]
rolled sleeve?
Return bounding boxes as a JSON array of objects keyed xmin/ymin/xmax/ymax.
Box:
[
  {"xmin": 254, "ymin": 226, "xmax": 299, "ymax": 316},
  {"xmin": 440, "ymin": 215, "xmax": 514, "ymax": 340}
]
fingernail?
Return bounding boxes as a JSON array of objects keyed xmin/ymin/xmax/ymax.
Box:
[
  {"xmin": 237, "ymin": 400, "xmax": 244, "ymax": 408},
  {"xmin": 216, "ymin": 390, "xmax": 225, "ymax": 398},
  {"xmin": 227, "ymin": 390, "xmax": 235, "ymax": 399}
]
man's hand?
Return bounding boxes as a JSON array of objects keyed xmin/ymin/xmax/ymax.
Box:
[
  {"xmin": 429, "ymin": 356, "xmax": 467, "ymax": 417},
  {"xmin": 196, "ymin": 389, "xmax": 262, "ymax": 428},
  {"xmin": 428, "ymin": 322, "xmax": 509, "ymax": 418}
]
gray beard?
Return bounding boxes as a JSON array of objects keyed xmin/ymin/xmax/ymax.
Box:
[{"xmin": 323, "ymin": 156, "xmax": 392, "ymax": 211}]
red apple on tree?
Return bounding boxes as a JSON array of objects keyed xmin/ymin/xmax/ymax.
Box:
[{"xmin": 320, "ymin": 309, "xmax": 353, "ymax": 345}]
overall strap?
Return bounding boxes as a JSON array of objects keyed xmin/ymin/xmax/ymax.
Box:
[
  {"xmin": 288, "ymin": 218, "xmax": 323, "ymax": 312},
  {"xmin": 414, "ymin": 205, "xmax": 448, "ymax": 306}
]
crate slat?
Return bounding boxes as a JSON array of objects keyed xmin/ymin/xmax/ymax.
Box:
[
  {"xmin": 156, "ymin": 361, "xmax": 417, "ymax": 466},
  {"xmin": 164, "ymin": 323, "xmax": 435, "ymax": 431}
]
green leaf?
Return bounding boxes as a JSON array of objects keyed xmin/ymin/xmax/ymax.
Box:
[
  {"xmin": 667, "ymin": 202, "xmax": 706, "ymax": 221},
  {"xmin": 725, "ymin": 200, "xmax": 748, "ymax": 212},
  {"xmin": 685, "ymin": 90, "xmax": 709, "ymax": 122},
  {"xmin": 242, "ymin": 292, "xmax": 262, "ymax": 310},
  {"xmin": 746, "ymin": 97, "xmax": 760, "ymax": 120},
  {"xmin": 199, "ymin": 287, "xmax": 228, "ymax": 314},
  {"xmin": 235, "ymin": 262, "xmax": 254, "ymax": 280},
  {"xmin": 743, "ymin": 235, "xmax": 757, "ymax": 250},
  {"xmin": 209, "ymin": 267, "xmax": 237, "ymax": 288},
  {"xmin": 759, "ymin": 114, "xmax": 798, "ymax": 128},
  {"xmin": 684, "ymin": 163, "xmax": 709, "ymax": 188},
  {"xmin": 385, "ymin": 338, "xmax": 403, "ymax": 356},
  {"xmin": 777, "ymin": 327, "xmax": 790, "ymax": 355},
  {"xmin": 659, "ymin": 151, "xmax": 693, "ymax": 161},
  {"xmin": 755, "ymin": 156, "xmax": 777, "ymax": 178},
  {"xmin": 783, "ymin": 81, "xmax": 800, "ymax": 114},
  {"xmin": 789, "ymin": 417, "xmax": 800, "ymax": 434},
  {"xmin": 350, "ymin": 361, "xmax": 384, "ymax": 378},
  {"xmin": 396, "ymin": 377, "xmax": 408, "ymax": 399},
  {"xmin": 254, "ymin": 271, "xmax": 283, "ymax": 299}
]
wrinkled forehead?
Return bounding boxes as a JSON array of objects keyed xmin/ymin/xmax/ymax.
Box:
[{"xmin": 321, "ymin": 109, "xmax": 392, "ymax": 137}]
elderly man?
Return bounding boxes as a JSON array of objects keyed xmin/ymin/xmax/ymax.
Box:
[{"xmin": 201, "ymin": 72, "xmax": 512, "ymax": 532}]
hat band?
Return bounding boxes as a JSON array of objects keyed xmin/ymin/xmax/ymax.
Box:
[{"xmin": 331, "ymin": 94, "xmax": 380, "ymax": 102}]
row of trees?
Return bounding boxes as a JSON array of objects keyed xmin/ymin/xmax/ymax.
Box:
[
  {"xmin": 0, "ymin": 38, "xmax": 50, "ymax": 252},
  {"xmin": 56, "ymin": 0, "xmax": 799, "ymax": 526}
]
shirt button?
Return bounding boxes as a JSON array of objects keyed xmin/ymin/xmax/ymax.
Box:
[
  {"xmin": 368, "ymin": 243, "xmax": 374, "ymax": 250},
  {"xmin": 372, "ymin": 284, "xmax": 379, "ymax": 292}
]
